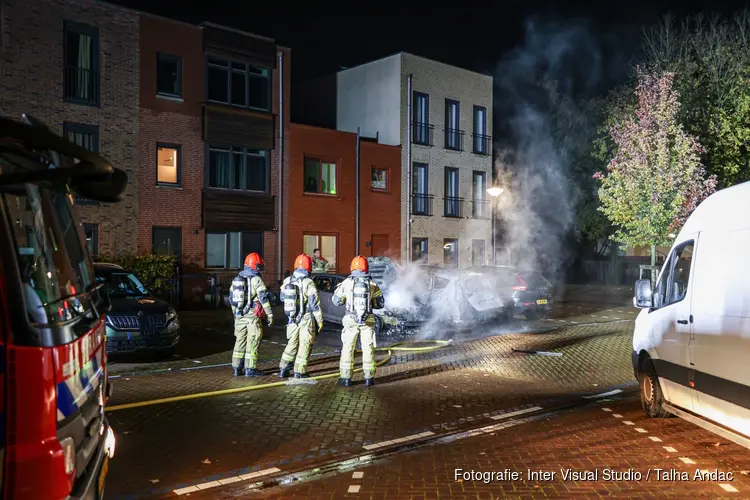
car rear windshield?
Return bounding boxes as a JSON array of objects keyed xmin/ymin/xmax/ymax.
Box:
[
  {"xmin": 2, "ymin": 175, "xmax": 100, "ymax": 345},
  {"xmin": 97, "ymin": 272, "xmax": 149, "ymax": 297}
]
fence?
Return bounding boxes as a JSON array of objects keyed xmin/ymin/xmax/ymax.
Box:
[
  {"xmin": 576, "ymin": 257, "xmax": 664, "ymax": 286},
  {"xmin": 157, "ymin": 271, "xmax": 286, "ymax": 310}
]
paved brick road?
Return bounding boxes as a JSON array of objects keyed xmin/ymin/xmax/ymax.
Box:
[
  {"xmin": 105, "ymin": 318, "xmax": 638, "ymax": 499},
  {"xmin": 208, "ymin": 394, "xmax": 750, "ymax": 499}
]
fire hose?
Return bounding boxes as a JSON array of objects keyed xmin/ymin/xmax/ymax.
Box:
[{"xmin": 105, "ymin": 340, "xmax": 451, "ymax": 413}]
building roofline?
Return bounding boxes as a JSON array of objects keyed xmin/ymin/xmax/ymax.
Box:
[
  {"xmin": 290, "ymin": 123, "xmax": 400, "ymax": 148},
  {"xmin": 338, "ymin": 51, "xmax": 492, "ymax": 79},
  {"xmin": 199, "ymin": 21, "xmax": 275, "ymax": 44}
]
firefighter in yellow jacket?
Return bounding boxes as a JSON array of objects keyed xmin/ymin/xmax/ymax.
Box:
[
  {"xmin": 279, "ymin": 254, "xmax": 324, "ymax": 378},
  {"xmin": 229, "ymin": 252, "xmax": 274, "ymax": 377},
  {"xmin": 332, "ymin": 256, "xmax": 384, "ymax": 387}
]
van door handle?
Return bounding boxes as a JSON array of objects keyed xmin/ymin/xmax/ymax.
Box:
[{"xmin": 677, "ymin": 319, "xmax": 688, "ymax": 325}]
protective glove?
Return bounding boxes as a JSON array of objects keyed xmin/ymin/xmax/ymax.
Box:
[
  {"xmin": 266, "ymin": 314, "xmax": 274, "ymax": 327},
  {"xmin": 317, "ymin": 321, "xmax": 324, "ymax": 333}
]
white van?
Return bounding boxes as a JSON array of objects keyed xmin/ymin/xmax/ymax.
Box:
[{"xmin": 632, "ymin": 181, "xmax": 750, "ymax": 447}]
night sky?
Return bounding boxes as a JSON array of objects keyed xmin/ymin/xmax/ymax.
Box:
[{"xmin": 114, "ymin": 0, "xmax": 747, "ymax": 84}]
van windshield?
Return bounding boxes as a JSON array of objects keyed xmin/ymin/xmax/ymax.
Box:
[{"xmin": 1, "ymin": 150, "xmax": 99, "ymax": 345}]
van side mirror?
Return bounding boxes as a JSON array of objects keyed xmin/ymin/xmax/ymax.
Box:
[{"xmin": 634, "ymin": 279, "xmax": 653, "ymax": 309}]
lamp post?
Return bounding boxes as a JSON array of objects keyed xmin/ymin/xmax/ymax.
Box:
[{"xmin": 486, "ymin": 186, "xmax": 504, "ymax": 266}]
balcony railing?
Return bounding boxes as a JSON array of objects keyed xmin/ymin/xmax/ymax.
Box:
[
  {"xmin": 444, "ymin": 129, "xmax": 464, "ymax": 151},
  {"xmin": 411, "ymin": 193, "xmax": 434, "ymax": 216},
  {"xmin": 472, "ymin": 134, "xmax": 492, "ymax": 156},
  {"xmin": 444, "ymin": 196, "xmax": 463, "ymax": 218},
  {"xmin": 64, "ymin": 65, "xmax": 99, "ymax": 105},
  {"xmin": 74, "ymin": 194, "xmax": 100, "ymax": 206},
  {"xmin": 472, "ymin": 199, "xmax": 491, "ymax": 219},
  {"xmin": 412, "ymin": 122, "xmax": 434, "ymax": 146}
]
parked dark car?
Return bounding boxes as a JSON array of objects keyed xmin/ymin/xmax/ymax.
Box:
[
  {"xmin": 467, "ymin": 265, "xmax": 554, "ymax": 320},
  {"xmin": 95, "ymin": 263, "xmax": 180, "ymax": 354}
]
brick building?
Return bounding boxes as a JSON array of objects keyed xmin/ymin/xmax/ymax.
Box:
[
  {"xmin": 288, "ymin": 124, "xmax": 402, "ymax": 274},
  {"xmin": 136, "ymin": 16, "xmax": 291, "ymax": 298},
  {"xmin": 297, "ymin": 53, "xmax": 494, "ymax": 268},
  {"xmin": 0, "ymin": 0, "xmax": 140, "ymax": 257}
]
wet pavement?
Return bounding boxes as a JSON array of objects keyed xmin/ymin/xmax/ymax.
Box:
[{"xmin": 101, "ymin": 292, "xmax": 746, "ymax": 499}]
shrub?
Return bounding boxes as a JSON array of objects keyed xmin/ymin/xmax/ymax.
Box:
[{"xmin": 99, "ymin": 253, "xmax": 177, "ymax": 291}]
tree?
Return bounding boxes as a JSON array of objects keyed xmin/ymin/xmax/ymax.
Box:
[
  {"xmin": 642, "ymin": 11, "xmax": 750, "ymax": 187},
  {"xmin": 593, "ymin": 69, "xmax": 717, "ymax": 265}
]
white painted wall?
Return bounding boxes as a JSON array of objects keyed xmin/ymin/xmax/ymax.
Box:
[{"xmin": 336, "ymin": 54, "xmax": 402, "ymax": 146}]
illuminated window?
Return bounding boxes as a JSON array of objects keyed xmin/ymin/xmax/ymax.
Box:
[
  {"xmin": 303, "ymin": 234, "xmax": 337, "ymax": 271},
  {"xmin": 156, "ymin": 144, "xmax": 180, "ymax": 185},
  {"xmin": 371, "ymin": 168, "xmax": 388, "ymax": 191},
  {"xmin": 304, "ymin": 157, "xmax": 337, "ymax": 195}
]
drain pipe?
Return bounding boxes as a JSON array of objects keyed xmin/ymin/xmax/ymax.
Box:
[
  {"xmin": 406, "ymin": 74, "xmax": 413, "ymax": 263},
  {"xmin": 277, "ymin": 51, "xmax": 284, "ymax": 280},
  {"xmin": 355, "ymin": 126, "xmax": 361, "ymax": 255}
]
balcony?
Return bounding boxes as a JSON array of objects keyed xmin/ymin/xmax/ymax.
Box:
[
  {"xmin": 412, "ymin": 122, "xmax": 434, "ymax": 147},
  {"xmin": 444, "ymin": 129, "xmax": 464, "ymax": 151},
  {"xmin": 411, "ymin": 193, "xmax": 434, "ymax": 216},
  {"xmin": 444, "ymin": 196, "xmax": 463, "ymax": 218},
  {"xmin": 472, "ymin": 199, "xmax": 491, "ymax": 219},
  {"xmin": 472, "ymin": 134, "xmax": 492, "ymax": 156},
  {"xmin": 64, "ymin": 66, "xmax": 99, "ymax": 105}
]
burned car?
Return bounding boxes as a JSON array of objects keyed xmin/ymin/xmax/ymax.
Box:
[
  {"xmin": 466, "ymin": 265, "xmax": 554, "ymax": 320},
  {"xmin": 420, "ymin": 269, "xmax": 509, "ymax": 326}
]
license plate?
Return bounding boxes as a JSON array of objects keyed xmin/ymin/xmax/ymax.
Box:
[
  {"xmin": 97, "ymin": 455, "xmax": 109, "ymax": 498},
  {"xmin": 536, "ymin": 299, "xmax": 548, "ymax": 305}
]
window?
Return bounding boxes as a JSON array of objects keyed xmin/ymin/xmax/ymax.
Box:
[
  {"xmin": 412, "ymin": 92, "xmax": 431, "ymax": 146},
  {"xmin": 82, "ymin": 223, "xmax": 98, "ymax": 257},
  {"xmin": 156, "ymin": 144, "xmax": 181, "ymax": 185},
  {"xmin": 63, "ymin": 123, "xmax": 99, "ymax": 205},
  {"xmin": 472, "ymin": 171, "xmax": 488, "ymax": 218},
  {"xmin": 206, "ymin": 231, "xmax": 263, "ymax": 269},
  {"xmin": 304, "ymin": 157, "xmax": 337, "ymax": 195},
  {"xmin": 63, "ymin": 21, "xmax": 99, "ymax": 105},
  {"xmin": 473, "ymin": 106, "xmax": 489, "ymax": 155},
  {"xmin": 156, "ymin": 52, "xmax": 182, "ymax": 98},
  {"xmin": 303, "ymin": 234, "xmax": 337, "ymax": 271},
  {"xmin": 445, "ymin": 99, "xmax": 462, "ymax": 151},
  {"xmin": 208, "ymin": 146, "xmax": 268, "ymax": 192},
  {"xmin": 654, "ymin": 242, "xmax": 694, "ymax": 308},
  {"xmin": 444, "ymin": 167, "xmax": 461, "ymax": 218},
  {"xmin": 412, "ymin": 162, "xmax": 430, "ymax": 216},
  {"xmin": 444, "ymin": 239, "xmax": 459, "ymax": 267},
  {"xmin": 207, "ymin": 57, "xmax": 270, "ymax": 111},
  {"xmin": 152, "ymin": 227, "xmax": 182, "ymax": 262},
  {"xmin": 371, "ymin": 168, "xmax": 388, "ymax": 191},
  {"xmin": 412, "ymin": 238, "xmax": 428, "ymax": 262}
]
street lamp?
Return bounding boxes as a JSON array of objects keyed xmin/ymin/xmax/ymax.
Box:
[{"xmin": 487, "ymin": 186, "xmax": 505, "ymax": 266}]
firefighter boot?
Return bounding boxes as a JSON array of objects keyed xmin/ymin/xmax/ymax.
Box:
[
  {"xmin": 338, "ymin": 378, "xmax": 351, "ymax": 387},
  {"xmin": 294, "ymin": 372, "xmax": 310, "ymax": 379},
  {"xmin": 245, "ymin": 368, "xmax": 261, "ymax": 377},
  {"xmin": 233, "ymin": 366, "xmax": 243, "ymax": 377},
  {"xmin": 279, "ymin": 362, "xmax": 293, "ymax": 378},
  {"xmin": 365, "ymin": 378, "xmax": 375, "ymax": 387}
]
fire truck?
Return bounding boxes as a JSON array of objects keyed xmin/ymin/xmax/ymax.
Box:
[{"xmin": 0, "ymin": 115, "xmax": 125, "ymax": 499}]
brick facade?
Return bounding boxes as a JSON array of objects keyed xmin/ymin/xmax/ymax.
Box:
[
  {"xmin": 288, "ymin": 124, "xmax": 402, "ymax": 274},
  {"xmin": 0, "ymin": 0, "xmax": 140, "ymax": 257},
  {"xmin": 400, "ymin": 53, "xmax": 494, "ymax": 268},
  {"xmin": 138, "ymin": 14, "xmax": 204, "ymax": 271}
]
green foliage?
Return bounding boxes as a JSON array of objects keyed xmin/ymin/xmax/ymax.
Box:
[
  {"xmin": 594, "ymin": 70, "xmax": 717, "ymax": 250},
  {"xmin": 99, "ymin": 253, "xmax": 177, "ymax": 290}
]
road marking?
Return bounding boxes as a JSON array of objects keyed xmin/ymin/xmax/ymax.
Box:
[
  {"xmin": 635, "ymin": 428, "xmax": 647, "ymax": 433},
  {"xmin": 649, "ymin": 436, "xmax": 662, "ymax": 442},
  {"xmin": 664, "ymin": 446, "xmax": 677, "ymax": 452},
  {"xmin": 490, "ymin": 406, "xmax": 544, "ymax": 421},
  {"xmin": 583, "ymin": 389, "xmax": 622, "ymax": 399},
  {"xmin": 612, "ymin": 414, "xmax": 623, "ymax": 418},
  {"xmin": 601, "ymin": 316, "xmax": 609, "ymax": 319},
  {"xmin": 348, "ymin": 485, "xmax": 361, "ymax": 493},
  {"xmin": 602, "ymin": 408, "xmax": 612, "ymax": 412},
  {"xmin": 352, "ymin": 471, "xmax": 364, "ymax": 479},
  {"xmin": 362, "ymin": 431, "xmax": 435, "ymax": 450},
  {"xmin": 679, "ymin": 457, "xmax": 696, "ymax": 464},
  {"xmin": 622, "ymin": 421, "xmax": 635, "ymax": 425},
  {"xmin": 720, "ymin": 484, "xmax": 739, "ymax": 493},
  {"xmin": 174, "ymin": 468, "xmax": 281, "ymax": 496}
]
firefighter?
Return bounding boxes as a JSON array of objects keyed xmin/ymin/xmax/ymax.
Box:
[
  {"xmin": 332, "ymin": 256, "xmax": 384, "ymax": 387},
  {"xmin": 278, "ymin": 254, "xmax": 324, "ymax": 378},
  {"xmin": 228, "ymin": 252, "xmax": 274, "ymax": 376},
  {"xmin": 311, "ymin": 248, "xmax": 330, "ymax": 273}
]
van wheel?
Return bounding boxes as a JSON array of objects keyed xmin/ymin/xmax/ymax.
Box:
[{"xmin": 639, "ymin": 360, "xmax": 671, "ymax": 419}]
